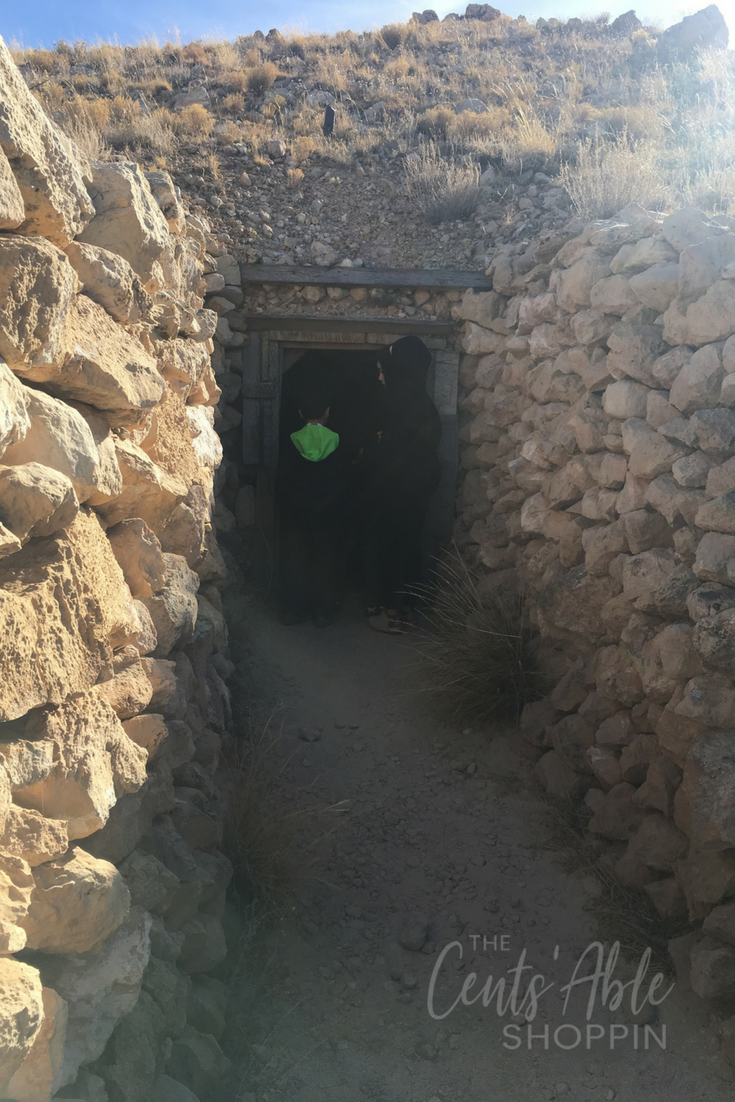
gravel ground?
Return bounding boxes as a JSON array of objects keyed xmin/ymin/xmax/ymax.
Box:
[{"xmin": 222, "ymin": 593, "xmax": 734, "ymax": 1102}]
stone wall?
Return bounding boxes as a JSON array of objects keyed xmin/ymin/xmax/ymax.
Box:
[
  {"xmin": 0, "ymin": 37, "xmax": 239, "ymax": 1102},
  {"xmin": 456, "ymin": 201, "xmax": 735, "ymax": 1002}
]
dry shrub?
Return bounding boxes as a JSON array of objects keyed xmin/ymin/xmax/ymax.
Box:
[
  {"xmin": 559, "ymin": 132, "xmax": 664, "ymax": 219},
  {"xmin": 404, "ymin": 142, "xmax": 480, "ymax": 223},
  {"xmin": 495, "ymin": 108, "xmax": 558, "ymax": 168},
  {"xmin": 380, "ymin": 24, "xmax": 407, "ymax": 51},
  {"xmin": 416, "ymin": 105, "xmax": 455, "ymax": 139},
  {"xmin": 287, "ymin": 167, "xmax": 304, "ymax": 187},
  {"xmin": 221, "ymin": 69, "xmax": 250, "ymax": 93},
  {"xmin": 292, "ymin": 134, "xmax": 316, "ymax": 162},
  {"xmin": 247, "ymin": 62, "xmax": 279, "ymax": 94},
  {"xmin": 221, "ymin": 92, "xmax": 245, "ymax": 115},
  {"xmin": 215, "ymin": 120, "xmax": 242, "ymax": 145},
  {"xmin": 183, "ymin": 42, "xmax": 208, "ymax": 65},
  {"xmin": 178, "ymin": 103, "xmax": 214, "ymax": 137},
  {"xmin": 418, "ymin": 556, "xmax": 543, "ymax": 727},
  {"xmin": 62, "ymin": 115, "xmax": 111, "ymax": 161}
]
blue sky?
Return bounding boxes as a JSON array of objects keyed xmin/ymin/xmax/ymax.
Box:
[{"xmin": 3, "ymin": 0, "xmax": 733, "ymax": 49}]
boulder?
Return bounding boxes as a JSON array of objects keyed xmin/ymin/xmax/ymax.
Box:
[
  {"xmin": 64, "ymin": 241, "xmax": 148, "ymax": 325},
  {"xmin": 146, "ymin": 169, "xmax": 186, "ymax": 235},
  {"xmin": 556, "ymin": 249, "xmax": 610, "ymax": 310},
  {"xmin": 657, "ymin": 5, "xmax": 728, "ymax": 61},
  {"xmin": 0, "ymin": 37, "xmax": 93, "ymax": 245},
  {"xmin": 22, "ymin": 296, "xmax": 164, "ymax": 412},
  {"xmin": 589, "ymin": 274, "xmax": 640, "ymax": 315},
  {"xmin": 118, "ymin": 850, "xmax": 179, "ymax": 916},
  {"xmin": 95, "ymin": 440, "xmax": 187, "ymax": 531},
  {"xmin": 187, "ymin": 407, "xmax": 223, "ymax": 470},
  {"xmin": 628, "ymin": 262, "xmax": 679, "ymax": 312},
  {"xmin": 693, "ymin": 607, "xmax": 735, "ymax": 672},
  {"xmin": 621, "ymin": 418, "xmax": 686, "ymax": 479},
  {"xmin": 0, "ymin": 853, "xmax": 33, "ymax": 953},
  {"xmin": 0, "ymin": 806, "xmax": 68, "ymax": 867},
  {"xmin": 37, "ymin": 907, "xmax": 151, "ymax": 1088},
  {"xmin": 669, "ymin": 344, "xmax": 725, "ymax": 414},
  {"xmin": 0, "ymin": 511, "xmax": 138, "ymax": 721},
  {"xmin": 689, "ymin": 936, "xmax": 735, "ymax": 1000},
  {"xmin": 79, "ymin": 161, "xmax": 170, "ymax": 284},
  {"xmin": 454, "ymin": 288, "xmax": 504, "ymax": 327},
  {"xmin": 0, "ymin": 362, "xmax": 30, "ymax": 458},
  {"xmin": 693, "ymin": 532, "xmax": 735, "ymax": 583},
  {"xmin": 681, "ymin": 730, "xmax": 735, "ymax": 849},
  {"xmin": 14, "ymin": 691, "xmax": 147, "ymax": 840},
  {"xmin": 533, "ymin": 750, "xmax": 584, "ymax": 798},
  {"xmin": 633, "ymin": 757, "xmax": 682, "ymax": 816},
  {"xmin": 664, "ymin": 282, "xmax": 735, "ymax": 346},
  {"xmin": 6, "ymin": 985, "xmax": 67, "ymax": 1102},
  {"xmin": 0, "ymin": 462, "xmax": 78, "ymax": 541},
  {"xmin": 588, "ymin": 782, "xmax": 645, "ymax": 839},
  {"xmin": 0, "ymin": 958, "xmax": 44, "ymax": 1093},
  {"xmin": 0, "ymin": 388, "xmax": 103, "ymax": 503},
  {"xmin": 547, "ymin": 714, "xmax": 595, "ymax": 773},
  {"xmin": 122, "ymin": 714, "xmax": 168, "ymax": 760},
  {"xmin": 625, "ymin": 812, "xmax": 688, "ymax": 870},
  {"xmin": 0, "ymin": 147, "xmax": 23, "ymax": 230},
  {"xmin": 607, "ymin": 323, "xmax": 666, "ymax": 386},
  {"xmin": 178, "ymin": 912, "xmax": 228, "ymax": 974},
  {"xmin": 143, "ymin": 555, "xmax": 199, "ymax": 657},
  {"xmin": 21, "ymin": 846, "xmax": 130, "ymax": 954},
  {"xmin": 0, "ymin": 236, "xmax": 77, "ymax": 370},
  {"xmin": 0, "ymin": 739, "xmax": 54, "ymax": 791},
  {"xmin": 82, "ymin": 757, "xmax": 175, "ymax": 866},
  {"xmin": 98, "ymin": 987, "xmax": 165, "ymax": 1102},
  {"xmin": 603, "ymin": 380, "xmax": 649, "ymax": 420},
  {"xmin": 107, "ymin": 518, "xmax": 167, "ymax": 599}
]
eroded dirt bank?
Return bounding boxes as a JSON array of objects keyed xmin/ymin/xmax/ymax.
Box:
[{"xmin": 222, "ymin": 595, "xmax": 732, "ymax": 1102}]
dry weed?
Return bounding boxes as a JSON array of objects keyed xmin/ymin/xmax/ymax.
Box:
[
  {"xmin": 559, "ymin": 131, "xmax": 664, "ymax": 219},
  {"xmin": 404, "ymin": 142, "xmax": 480, "ymax": 223}
]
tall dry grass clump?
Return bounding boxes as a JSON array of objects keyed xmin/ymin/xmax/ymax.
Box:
[
  {"xmin": 404, "ymin": 142, "xmax": 480, "ymax": 223},
  {"xmin": 418, "ymin": 556, "xmax": 544, "ymax": 727},
  {"xmin": 558, "ymin": 132, "xmax": 664, "ymax": 219}
]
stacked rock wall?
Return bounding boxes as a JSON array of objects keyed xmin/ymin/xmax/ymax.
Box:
[
  {"xmin": 0, "ymin": 38, "xmax": 238, "ymax": 1102},
  {"xmin": 456, "ymin": 201, "xmax": 735, "ymax": 1002}
]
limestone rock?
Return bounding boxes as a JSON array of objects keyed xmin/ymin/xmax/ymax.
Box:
[
  {"xmin": 589, "ymin": 273, "xmax": 640, "ymax": 315},
  {"xmin": 82, "ymin": 757, "xmax": 175, "ymax": 866},
  {"xmin": 166, "ymin": 1025, "xmax": 231, "ymax": 1097},
  {"xmin": 454, "ymin": 288, "xmax": 503, "ymax": 326},
  {"xmin": 107, "ymin": 519, "xmax": 167, "ymax": 600},
  {"xmin": 607, "ymin": 323, "xmax": 666, "ymax": 386},
  {"xmin": 6, "ymin": 985, "xmax": 67, "ymax": 1102},
  {"xmin": 38, "ymin": 907, "xmax": 151, "ymax": 1088},
  {"xmin": 96, "ymin": 440, "xmax": 187, "ymax": 531},
  {"xmin": 690, "ymin": 936, "xmax": 735, "ymax": 1000},
  {"xmin": 142, "ymin": 554, "xmax": 199, "ymax": 657},
  {"xmin": 0, "ymin": 389, "xmax": 102, "ymax": 503},
  {"xmin": 0, "ymin": 853, "xmax": 33, "ymax": 953},
  {"xmin": 0, "ymin": 147, "xmax": 23, "ymax": 230},
  {"xmin": 633, "ymin": 757, "xmax": 682, "ymax": 816},
  {"xmin": 0, "ymin": 739, "xmax": 54, "ymax": 791},
  {"xmin": 0, "ymin": 362, "xmax": 30, "ymax": 459},
  {"xmin": 64, "ymin": 241, "xmax": 148, "ymax": 325},
  {"xmin": 693, "ymin": 607, "xmax": 735, "ymax": 672},
  {"xmin": 23, "ymin": 296, "xmax": 164, "ymax": 412},
  {"xmin": 669, "ymin": 344, "xmax": 725, "ymax": 414},
  {"xmin": 0, "ymin": 236, "xmax": 77, "ymax": 370},
  {"xmin": 628, "ymin": 262, "xmax": 679, "ymax": 312},
  {"xmin": 696, "ymin": 491, "xmax": 735, "ymax": 533},
  {"xmin": 186, "ymin": 406, "xmax": 223, "ymax": 470},
  {"xmin": 0, "ymin": 958, "xmax": 44, "ymax": 1093},
  {"xmin": 122, "ymin": 714, "xmax": 168, "ymax": 760},
  {"xmin": 118, "ymin": 850, "xmax": 179, "ymax": 916},
  {"xmin": 664, "ymin": 282, "xmax": 735, "ymax": 346},
  {"xmin": 146, "ymin": 169, "xmax": 186, "ymax": 235},
  {"xmin": 0, "ymin": 37, "xmax": 93, "ymax": 245},
  {"xmin": 533, "ymin": 750, "xmax": 583, "ymax": 798},
  {"xmin": 621, "ymin": 418, "xmax": 686, "ymax": 478},
  {"xmin": 625, "ymin": 812, "xmax": 688, "ymax": 871},
  {"xmin": 0, "ymin": 462, "xmax": 78, "ymax": 541},
  {"xmin": 21, "ymin": 847, "xmax": 130, "ymax": 954},
  {"xmin": 588, "ymin": 782, "xmax": 645, "ymax": 839},
  {"xmin": 0, "ymin": 511, "xmax": 137, "ymax": 721},
  {"xmin": 657, "ymin": 5, "xmax": 728, "ymax": 61},
  {"xmin": 14, "ymin": 691, "xmax": 147, "ymax": 840},
  {"xmin": 703, "ymin": 901, "xmax": 735, "ymax": 948},
  {"xmin": 676, "ymin": 848, "xmax": 735, "ymax": 920},
  {"xmin": 79, "ymin": 161, "xmax": 170, "ymax": 283},
  {"xmin": 603, "ymin": 380, "xmax": 649, "ymax": 420},
  {"xmin": 681, "ymin": 730, "xmax": 735, "ymax": 849},
  {"xmin": 556, "ymin": 249, "xmax": 610, "ymax": 311},
  {"xmin": 0, "ymin": 806, "xmax": 68, "ymax": 867},
  {"xmin": 693, "ymin": 532, "xmax": 735, "ymax": 583}
]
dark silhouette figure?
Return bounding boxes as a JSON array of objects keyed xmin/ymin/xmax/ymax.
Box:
[{"xmin": 323, "ymin": 105, "xmax": 335, "ymax": 138}]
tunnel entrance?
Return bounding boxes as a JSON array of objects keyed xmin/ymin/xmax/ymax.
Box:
[{"xmin": 239, "ymin": 319, "xmax": 460, "ymax": 588}]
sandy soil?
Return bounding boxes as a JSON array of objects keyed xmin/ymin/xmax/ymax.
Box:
[{"xmin": 222, "ymin": 593, "xmax": 734, "ymax": 1102}]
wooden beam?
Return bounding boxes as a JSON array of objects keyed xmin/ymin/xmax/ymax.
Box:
[
  {"xmin": 239, "ymin": 264, "xmax": 492, "ymax": 290},
  {"xmin": 243, "ymin": 314, "xmax": 455, "ymax": 335}
]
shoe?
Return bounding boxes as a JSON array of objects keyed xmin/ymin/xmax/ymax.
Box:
[
  {"xmin": 368, "ymin": 610, "xmax": 404, "ymax": 634},
  {"xmin": 313, "ymin": 612, "xmax": 334, "ymax": 628},
  {"xmin": 279, "ymin": 611, "xmax": 311, "ymax": 626}
]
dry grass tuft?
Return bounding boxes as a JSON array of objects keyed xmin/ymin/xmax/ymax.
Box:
[
  {"xmin": 418, "ymin": 554, "xmax": 544, "ymax": 727},
  {"xmin": 558, "ymin": 131, "xmax": 664, "ymax": 219},
  {"xmin": 247, "ymin": 62, "xmax": 279, "ymax": 95},
  {"xmin": 404, "ymin": 142, "xmax": 480, "ymax": 223}
]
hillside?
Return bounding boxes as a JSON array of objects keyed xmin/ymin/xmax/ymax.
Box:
[{"xmin": 10, "ymin": 4, "xmax": 735, "ymax": 270}]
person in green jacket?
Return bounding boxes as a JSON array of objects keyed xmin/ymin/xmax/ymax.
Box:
[{"xmin": 275, "ymin": 387, "xmax": 350, "ymax": 627}]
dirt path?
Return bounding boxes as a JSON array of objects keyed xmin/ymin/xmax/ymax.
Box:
[{"xmin": 223, "ymin": 594, "xmax": 734, "ymax": 1102}]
